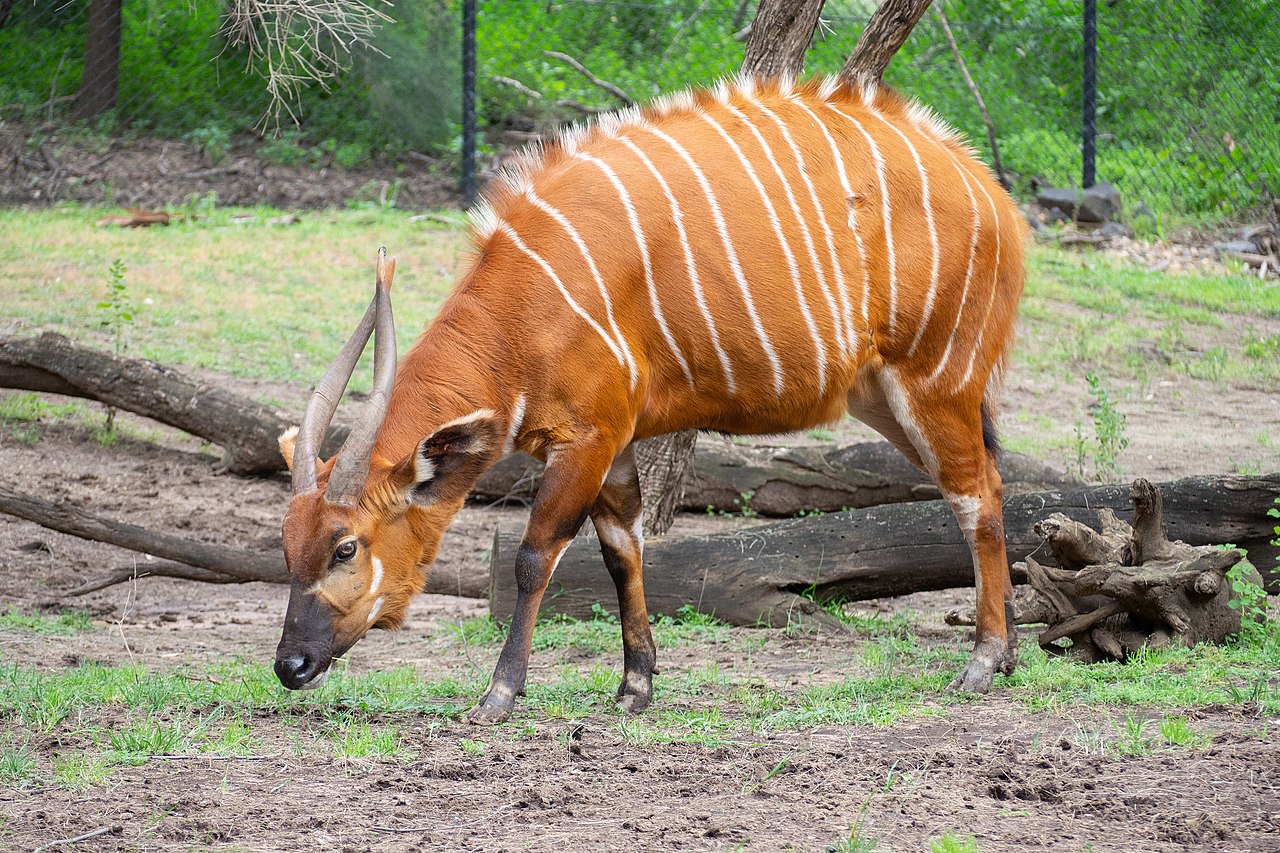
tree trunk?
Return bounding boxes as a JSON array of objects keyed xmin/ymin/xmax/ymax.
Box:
[
  {"xmin": 740, "ymin": 0, "xmax": 826, "ymax": 78},
  {"xmin": 0, "ymin": 0, "xmax": 19, "ymax": 30},
  {"xmin": 631, "ymin": 0, "xmax": 836, "ymax": 539},
  {"xmin": 490, "ymin": 474, "xmax": 1280, "ymax": 626},
  {"xmin": 947, "ymin": 480, "xmax": 1265, "ymax": 662},
  {"xmin": 74, "ymin": 0, "xmax": 123, "ymax": 120},
  {"xmin": 841, "ymin": 0, "xmax": 935, "ymax": 82},
  {"xmin": 0, "ymin": 332, "xmax": 347, "ymax": 474}
]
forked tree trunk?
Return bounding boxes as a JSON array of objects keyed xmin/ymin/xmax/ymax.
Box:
[{"xmin": 637, "ymin": 0, "xmax": 934, "ymax": 536}]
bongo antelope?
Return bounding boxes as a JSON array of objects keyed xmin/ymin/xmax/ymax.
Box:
[{"xmin": 275, "ymin": 75, "xmax": 1026, "ymax": 724}]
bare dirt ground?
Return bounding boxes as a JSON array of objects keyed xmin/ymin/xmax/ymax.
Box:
[
  {"xmin": 2, "ymin": 353, "xmax": 1279, "ymax": 850},
  {"xmin": 0, "ymin": 122, "xmax": 458, "ymax": 210}
]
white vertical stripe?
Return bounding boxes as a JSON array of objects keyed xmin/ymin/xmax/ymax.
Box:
[
  {"xmin": 926, "ymin": 155, "xmax": 981, "ymax": 386},
  {"xmin": 958, "ymin": 164, "xmax": 1005, "ymax": 390},
  {"xmin": 641, "ymin": 123, "xmax": 786, "ymax": 395},
  {"xmin": 793, "ymin": 98, "xmax": 868, "ymax": 353},
  {"xmin": 697, "ymin": 110, "xmax": 827, "ymax": 391},
  {"xmin": 368, "ymin": 556, "xmax": 383, "ymax": 596},
  {"xmin": 366, "ymin": 596, "xmax": 383, "ymax": 625},
  {"xmin": 579, "ymin": 152, "xmax": 695, "ymax": 386},
  {"xmin": 826, "ymin": 104, "xmax": 897, "ymax": 331},
  {"xmin": 525, "ymin": 189, "xmax": 638, "ymax": 390},
  {"xmin": 497, "ymin": 222, "xmax": 632, "ymax": 377},
  {"xmin": 503, "ymin": 393, "xmax": 526, "ymax": 454},
  {"xmin": 863, "ymin": 108, "xmax": 941, "ymax": 357},
  {"xmin": 749, "ymin": 94, "xmax": 856, "ymax": 359},
  {"xmin": 615, "ymin": 134, "xmax": 737, "ymax": 393}
]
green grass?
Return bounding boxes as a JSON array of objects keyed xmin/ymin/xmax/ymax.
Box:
[
  {"xmin": 0, "ymin": 206, "xmax": 466, "ymax": 392},
  {"xmin": 0, "ymin": 607, "xmax": 93, "ymax": 635},
  {"xmin": 1018, "ymin": 245, "xmax": 1280, "ymax": 389}
]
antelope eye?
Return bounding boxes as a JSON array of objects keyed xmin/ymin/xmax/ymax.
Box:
[{"xmin": 334, "ymin": 540, "xmax": 358, "ymax": 562}]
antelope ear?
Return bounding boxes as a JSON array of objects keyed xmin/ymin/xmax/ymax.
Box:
[
  {"xmin": 393, "ymin": 409, "xmax": 500, "ymax": 508},
  {"xmin": 279, "ymin": 426, "xmax": 300, "ymax": 473}
]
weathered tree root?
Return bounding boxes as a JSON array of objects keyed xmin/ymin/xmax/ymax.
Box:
[{"xmin": 948, "ymin": 479, "xmax": 1265, "ymax": 662}]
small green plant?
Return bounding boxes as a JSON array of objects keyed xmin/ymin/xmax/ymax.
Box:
[
  {"xmin": 1243, "ymin": 333, "xmax": 1280, "ymax": 361},
  {"xmin": 96, "ymin": 258, "xmax": 134, "ymax": 433},
  {"xmin": 0, "ymin": 742, "xmax": 36, "ymax": 788},
  {"xmin": 1112, "ymin": 714, "xmax": 1154, "ymax": 756},
  {"xmin": 931, "ymin": 832, "xmax": 980, "ymax": 853},
  {"xmin": 808, "ymin": 427, "xmax": 837, "ymax": 442},
  {"xmin": 184, "ymin": 124, "xmax": 231, "ymax": 165},
  {"xmin": 260, "ymin": 130, "xmax": 307, "ymax": 166},
  {"xmin": 458, "ymin": 738, "xmax": 486, "ymax": 756},
  {"xmin": 1157, "ymin": 715, "xmax": 1207, "ymax": 748},
  {"xmin": 832, "ymin": 823, "xmax": 880, "ymax": 853},
  {"xmin": 1072, "ymin": 372, "xmax": 1130, "ymax": 483},
  {"xmin": 52, "ymin": 754, "xmax": 111, "ymax": 790}
]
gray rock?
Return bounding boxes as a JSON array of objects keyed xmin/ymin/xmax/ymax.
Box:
[
  {"xmin": 1079, "ymin": 180, "xmax": 1122, "ymax": 223},
  {"xmin": 1100, "ymin": 220, "xmax": 1134, "ymax": 239},
  {"xmin": 1212, "ymin": 240, "xmax": 1258, "ymax": 253},
  {"xmin": 1036, "ymin": 186, "xmax": 1079, "ymax": 217}
]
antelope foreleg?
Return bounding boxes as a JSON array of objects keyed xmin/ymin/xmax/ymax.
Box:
[{"xmin": 464, "ymin": 439, "xmax": 617, "ymax": 726}]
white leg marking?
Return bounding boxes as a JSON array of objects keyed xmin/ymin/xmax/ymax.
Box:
[
  {"xmin": 944, "ymin": 493, "xmax": 982, "ymax": 536},
  {"xmin": 579, "ymin": 153, "xmax": 695, "ymax": 386},
  {"xmin": 878, "ymin": 366, "xmax": 940, "ymax": 482},
  {"xmin": 503, "ymin": 394, "xmax": 526, "ymax": 455},
  {"xmin": 596, "ymin": 517, "xmax": 638, "ymax": 557},
  {"xmin": 741, "ymin": 96, "xmax": 849, "ymax": 363},
  {"xmin": 826, "ymin": 104, "xmax": 896, "ymax": 331},
  {"xmin": 525, "ymin": 189, "xmax": 639, "ymax": 390},
  {"xmin": 926, "ymin": 155, "xmax": 981, "ymax": 386},
  {"xmin": 640, "ymin": 123, "xmax": 786, "ymax": 395},
  {"xmin": 863, "ymin": 108, "xmax": 941, "ymax": 358},
  {"xmin": 369, "ymin": 556, "xmax": 384, "ymax": 596},
  {"xmin": 698, "ymin": 109, "xmax": 828, "ymax": 390},
  {"xmin": 497, "ymin": 222, "xmax": 632, "ymax": 377},
  {"xmin": 366, "ymin": 596, "xmax": 383, "ymax": 624},
  {"xmin": 794, "ymin": 98, "xmax": 867, "ymax": 352},
  {"xmin": 615, "ymin": 134, "xmax": 737, "ymax": 393}
]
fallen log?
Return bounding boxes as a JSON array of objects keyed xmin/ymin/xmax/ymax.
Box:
[
  {"xmin": 0, "ymin": 332, "xmax": 347, "ymax": 474},
  {"xmin": 490, "ymin": 474, "xmax": 1280, "ymax": 627},
  {"xmin": 472, "ymin": 441, "xmax": 1077, "ymax": 516},
  {"xmin": 0, "ymin": 484, "xmax": 488, "ymax": 599}
]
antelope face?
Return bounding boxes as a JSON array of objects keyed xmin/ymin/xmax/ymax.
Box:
[
  {"xmin": 274, "ymin": 414, "xmax": 498, "ymax": 691},
  {"xmin": 274, "ymin": 489, "xmax": 422, "ymax": 690}
]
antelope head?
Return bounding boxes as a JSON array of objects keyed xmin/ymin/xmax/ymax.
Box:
[{"xmin": 274, "ymin": 250, "xmax": 498, "ymax": 690}]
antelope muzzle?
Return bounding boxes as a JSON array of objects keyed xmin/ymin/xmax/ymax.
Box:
[{"xmin": 274, "ymin": 583, "xmax": 337, "ymax": 690}]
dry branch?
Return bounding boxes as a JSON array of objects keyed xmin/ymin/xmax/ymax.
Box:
[
  {"xmin": 935, "ymin": 3, "xmax": 1005, "ymax": 187},
  {"xmin": 0, "ymin": 484, "xmax": 487, "ymax": 599},
  {"xmin": 490, "ymin": 474, "xmax": 1280, "ymax": 627},
  {"xmin": 541, "ymin": 50, "xmax": 633, "ymax": 106}
]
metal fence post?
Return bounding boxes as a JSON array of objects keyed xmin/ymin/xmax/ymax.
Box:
[
  {"xmin": 461, "ymin": 0, "xmax": 477, "ymax": 209},
  {"xmin": 1082, "ymin": 0, "xmax": 1097, "ymax": 189}
]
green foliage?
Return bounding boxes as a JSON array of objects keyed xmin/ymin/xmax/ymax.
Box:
[
  {"xmin": 1071, "ymin": 371, "xmax": 1130, "ymax": 483},
  {"xmin": 931, "ymin": 832, "xmax": 980, "ymax": 853},
  {"xmin": 184, "ymin": 124, "xmax": 232, "ymax": 165},
  {"xmin": 97, "ymin": 258, "xmax": 133, "ymax": 357}
]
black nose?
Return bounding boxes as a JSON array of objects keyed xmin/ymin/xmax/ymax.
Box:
[{"xmin": 274, "ymin": 654, "xmax": 319, "ymax": 689}]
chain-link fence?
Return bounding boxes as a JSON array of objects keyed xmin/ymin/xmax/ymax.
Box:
[{"xmin": 2, "ymin": 1, "xmax": 1276, "ymax": 220}]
